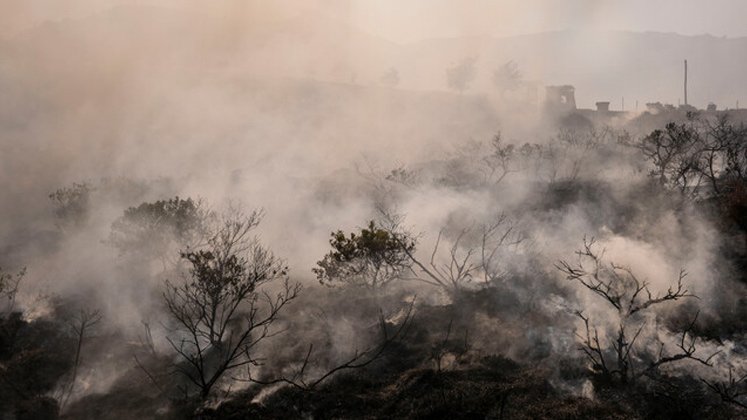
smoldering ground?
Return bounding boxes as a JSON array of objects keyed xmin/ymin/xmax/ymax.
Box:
[{"xmin": 1, "ymin": 2, "xmax": 747, "ymax": 419}]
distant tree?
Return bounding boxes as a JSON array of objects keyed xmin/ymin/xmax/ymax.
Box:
[
  {"xmin": 493, "ymin": 60, "xmax": 522, "ymax": 97},
  {"xmin": 385, "ymin": 165, "xmax": 420, "ymax": 188},
  {"xmin": 488, "ymin": 126, "xmax": 626, "ymax": 185},
  {"xmin": 49, "ymin": 182, "xmax": 94, "ymax": 230},
  {"xmin": 557, "ymin": 237, "xmax": 718, "ymax": 384},
  {"xmin": 314, "ymin": 221, "xmax": 416, "ymax": 290},
  {"xmin": 380, "ymin": 67, "xmax": 400, "ymax": 88},
  {"xmin": 109, "ymin": 197, "xmax": 212, "ymax": 266},
  {"xmin": 432, "ymin": 129, "xmax": 615, "ymax": 189},
  {"xmin": 446, "ymin": 57, "xmax": 478, "ymax": 94},
  {"xmin": 163, "ymin": 209, "xmax": 299, "ymax": 400}
]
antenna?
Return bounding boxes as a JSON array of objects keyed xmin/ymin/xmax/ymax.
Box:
[{"xmin": 684, "ymin": 60, "xmax": 688, "ymax": 106}]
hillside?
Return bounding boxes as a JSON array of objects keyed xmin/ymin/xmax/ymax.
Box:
[{"xmin": 2, "ymin": 6, "xmax": 746, "ymax": 110}]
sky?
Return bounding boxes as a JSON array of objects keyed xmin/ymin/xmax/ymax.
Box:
[
  {"xmin": 344, "ymin": 0, "xmax": 747, "ymax": 42},
  {"xmin": 3, "ymin": 0, "xmax": 747, "ymax": 42}
]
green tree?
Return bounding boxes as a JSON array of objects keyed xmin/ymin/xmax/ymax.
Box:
[{"xmin": 314, "ymin": 221, "xmax": 416, "ymax": 290}]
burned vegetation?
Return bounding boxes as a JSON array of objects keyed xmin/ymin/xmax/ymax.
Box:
[{"xmin": 1, "ymin": 112, "xmax": 747, "ymax": 420}]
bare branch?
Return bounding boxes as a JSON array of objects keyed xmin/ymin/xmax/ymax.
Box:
[{"xmin": 250, "ymin": 299, "xmax": 415, "ymax": 391}]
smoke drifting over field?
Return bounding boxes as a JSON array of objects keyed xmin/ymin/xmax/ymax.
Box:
[{"xmin": 1, "ymin": 2, "xmax": 746, "ymax": 418}]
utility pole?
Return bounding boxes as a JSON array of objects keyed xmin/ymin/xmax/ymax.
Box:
[{"xmin": 684, "ymin": 59, "xmax": 688, "ymax": 106}]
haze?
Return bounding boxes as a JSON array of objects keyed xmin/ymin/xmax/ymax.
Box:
[
  {"xmin": 4, "ymin": 0, "xmax": 747, "ymax": 41},
  {"xmin": 1, "ymin": 1, "xmax": 746, "ymax": 418}
]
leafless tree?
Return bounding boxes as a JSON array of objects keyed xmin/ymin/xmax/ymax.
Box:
[
  {"xmin": 131, "ymin": 321, "xmax": 170, "ymax": 394},
  {"xmin": 639, "ymin": 120, "xmax": 707, "ymax": 197},
  {"xmin": 480, "ymin": 133, "xmax": 517, "ymax": 185},
  {"xmin": 557, "ymin": 237, "xmax": 718, "ymax": 384},
  {"xmin": 163, "ymin": 208, "xmax": 300, "ymax": 399},
  {"xmin": 249, "ymin": 300, "xmax": 414, "ymax": 390},
  {"xmin": 58, "ymin": 308, "xmax": 102, "ymax": 410},
  {"xmin": 380, "ymin": 211, "xmax": 524, "ymax": 295},
  {"xmin": 353, "ymin": 157, "xmax": 422, "ymax": 212},
  {"xmin": 702, "ymin": 368, "xmax": 747, "ymax": 410},
  {"xmin": 478, "ymin": 215, "xmax": 525, "ymax": 285},
  {"xmin": 385, "ymin": 165, "xmax": 420, "ymax": 188},
  {"xmin": 638, "ymin": 116, "xmax": 747, "ymax": 200},
  {"xmin": 430, "ymin": 318, "xmax": 470, "ymax": 372},
  {"xmin": 698, "ymin": 115, "xmax": 747, "ymax": 196},
  {"xmin": 0, "ymin": 266, "xmax": 25, "ymax": 315}
]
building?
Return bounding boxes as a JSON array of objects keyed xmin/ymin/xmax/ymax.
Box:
[{"xmin": 545, "ymin": 85, "xmax": 576, "ymax": 113}]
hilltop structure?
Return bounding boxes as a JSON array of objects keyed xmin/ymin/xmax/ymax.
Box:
[
  {"xmin": 544, "ymin": 85, "xmax": 576, "ymax": 113},
  {"xmin": 541, "ymin": 83, "xmax": 747, "ymax": 134}
]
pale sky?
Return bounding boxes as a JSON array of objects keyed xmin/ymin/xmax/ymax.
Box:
[
  {"xmin": 344, "ymin": 0, "xmax": 747, "ymax": 42},
  {"xmin": 3, "ymin": 0, "xmax": 747, "ymax": 42}
]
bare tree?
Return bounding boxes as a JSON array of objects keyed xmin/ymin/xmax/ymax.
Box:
[
  {"xmin": 380, "ymin": 211, "xmax": 524, "ymax": 296},
  {"xmin": 480, "ymin": 133, "xmax": 517, "ymax": 185},
  {"xmin": 385, "ymin": 165, "xmax": 420, "ymax": 188},
  {"xmin": 638, "ymin": 116, "xmax": 747, "ymax": 200},
  {"xmin": 638, "ymin": 120, "xmax": 706, "ymax": 197},
  {"xmin": 404, "ymin": 225, "xmax": 478, "ymax": 293},
  {"xmin": 0, "ymin": 266, "xmax": 25, "ymax": 315},
  {"xmin": 430, "ymin": 318, "xmax": 470, "ymax": 372},
  {"xmin": 249, "ymin": 300, "xmax": 415, "ymax": 390},
  {"xmin": 702, "ymin": 368, "xmax": 747, "ymax": 410},
  {"xmin": 696, "ymin": 115, "xmax": 747, "ymax": 198},
  {"xmin": 557, "ymin": 237, "xmax": 718, "ymax": 384},
  {"xmin": 58, "ymin": 308, "xmax": 102, "ymax": 410},
  {"xmin": 354, "ymin": 158, "xmax": 421, "ymax": 212},
  {"xmin": 163, "ymin": 208, "xmax": 300, "ymax": 399},
  {"xmin": 478, "ymin": 215, "xmax": 525, "ymax": 285}
]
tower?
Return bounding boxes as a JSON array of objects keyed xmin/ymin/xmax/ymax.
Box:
[{"xmin": 684, "ymin": 60, "xmax": 688, "ymax": 106}]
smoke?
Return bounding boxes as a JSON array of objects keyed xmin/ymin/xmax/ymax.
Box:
[{"xmin": 1, "ymin": 1, "xmax": 746, "ymax": 415}]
